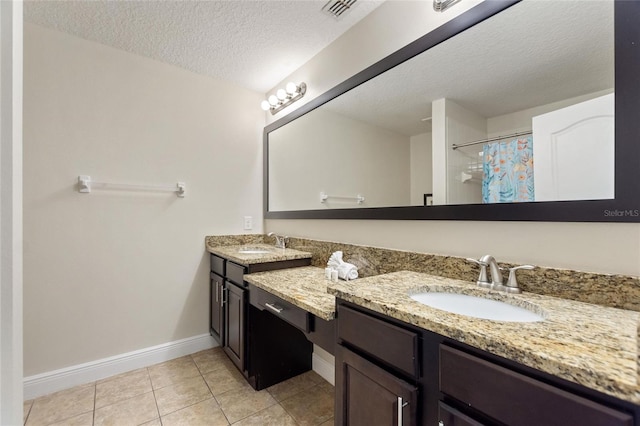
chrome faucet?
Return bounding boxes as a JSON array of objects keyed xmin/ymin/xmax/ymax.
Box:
[
  {"xmin": 267, "ymin": 232, "xmax": 288, "ymax": 249},
  {"xmin": 480, "ymin": 254, "xmax": 503, "ymax": 287},
  {"xmin": 467, "ymin": 255, "xmax": 534, "ymax": 294}
]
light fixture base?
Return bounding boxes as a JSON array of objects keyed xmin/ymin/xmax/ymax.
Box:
[
  {"xmin": 268, "ymin": 82, "xmax": 307, "ymax": 115},
  {"xmin": 433, "ymin": 0, "xmax": 461, "ymax": 12}
]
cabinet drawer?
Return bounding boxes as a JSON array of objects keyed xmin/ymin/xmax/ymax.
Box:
[
  {"xmin": 338, "ymin": 305, "xmax": 419, "ymax": 378},
  {"xmin": 439, "ymin": 401, "xmax": 484, "ymax": 426},
  {"xmin": 440, "ymin": 345, "xmax": 633, "ymax": 426},
  {"xmin": 250, "ymin": 286, "xmax": 310, "ymax": 333},
  {"xmin": 210, "ymin": 255, "xmax": 225, "ymax": 276},
  {"xmin": 226, "ymin": 261, "xmax": 246, "ymax": 286}
]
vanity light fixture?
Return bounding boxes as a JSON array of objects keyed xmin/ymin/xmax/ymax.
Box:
[
  {"xmin": 433, "ymin": 0, "xmax": 461, "ymax": 12},
  {"xmin": 261, "ymin": 82, "xmax": 307, "ymax": 115}
]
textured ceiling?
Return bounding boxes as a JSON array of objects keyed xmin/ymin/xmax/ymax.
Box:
[
  {"xmin": 24, "ymin": 0, "xmax": 383, "ymax": 93},
  {"xmin": 325, "ymin": 0, "xmax": 614, "ymax": 137}
]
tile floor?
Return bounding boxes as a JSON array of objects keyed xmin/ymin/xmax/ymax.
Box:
[{"xmin": 23, "ymin": 347, "xmax": 334, "ymax": 426}]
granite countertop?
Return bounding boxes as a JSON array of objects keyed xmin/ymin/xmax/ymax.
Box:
[
  {"xmin": 327, "ymin": 270, "xmax": 640, "ymax": 404},
  {"xmin": 244, "ymin": 266, "xmax": 336, "ymax": 321},
  {"xmin": 206, "ymin": 243, "xmax": 312, "ymax": 266}
]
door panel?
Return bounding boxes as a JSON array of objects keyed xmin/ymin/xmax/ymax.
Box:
[
  {"xmin": 337, "ymin": 346, "xmax": 418, "ymax": 425},
  {"xmin": 224, "ymin": 282, "xmax": 245, "ymax": 371},
  {"xmin": 533, "ymin": 93, "xmax": 614, "ymax": 201},
  {"xmin": 210, "ymin": 273, "xmax": 224, "ymax": 341}
]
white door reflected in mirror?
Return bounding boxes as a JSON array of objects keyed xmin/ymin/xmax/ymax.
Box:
[{"xmin": 532, "ymin": 93, "xmax": 614, "ymax": 202}]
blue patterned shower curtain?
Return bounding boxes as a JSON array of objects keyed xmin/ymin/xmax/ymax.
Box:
[{"xmin": 482, "ymin": 136, "xmax": 534, "ymax": 203}]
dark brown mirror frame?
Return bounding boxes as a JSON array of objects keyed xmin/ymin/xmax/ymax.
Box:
[{"xmin": 264, "ymin": 0, "xmax": 640, "ymax": 222}]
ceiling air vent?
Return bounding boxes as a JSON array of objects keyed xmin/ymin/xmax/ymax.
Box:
[{"xmin": 322, "ymin": 0, "xmax": 357, "ymax": 19}]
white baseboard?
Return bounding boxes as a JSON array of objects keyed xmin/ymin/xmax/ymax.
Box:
[
  {"xmin": 24, "ymin": 334, "xmax": 217, "ymax": 400},
  {"xmin": 312, "ymin": 352, "xmax": 335, "ymax": 386}
]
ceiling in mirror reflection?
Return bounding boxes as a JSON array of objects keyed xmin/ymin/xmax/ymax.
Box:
[{"xmin": 323, "ymin": 0, "xmax": 613, "ymax": 138}]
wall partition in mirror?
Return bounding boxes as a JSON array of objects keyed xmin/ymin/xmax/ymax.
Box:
[{"xmin": 264, "ymin": 0, "xmax": 640, "ymax": 222}]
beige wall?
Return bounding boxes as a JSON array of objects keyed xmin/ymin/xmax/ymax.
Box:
[
  {"xmin": 269, "ymin": 108, "xmax": 410, "ymax": 211},
  {"xmin": 264, "ymin": 2, "xmax": 640, "ymax": 277},
  {"xmin": 23, "ymin": 24, "xmax": 264, "ymax": 375},
  {"xmin": 410, "ymin": 132, "xmax": 432, "ymax": 206}
]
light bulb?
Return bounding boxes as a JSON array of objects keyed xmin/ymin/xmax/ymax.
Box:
[
  {"xmin": 260, "ymin": 100, "xmax": 271, "ymax": 111},
  {"xmin": 276, "ymin": 89, "xmax": 287, "ymax": 100},
  {"xmin": 285, "ymin": 82, "xmax": 298, "ymax": 95},
  {"xmin": 268, "ymin": 95, "xmax": 279, "ymax": 106}
]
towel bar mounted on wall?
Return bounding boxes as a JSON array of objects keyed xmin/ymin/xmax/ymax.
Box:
[
  {"xmin": 320, "ymin": 192, "xmax": 365, "ymax": 204},
  {"xmin": 77, "ymin": 175, "xmax": 186, "ymax": 197}
]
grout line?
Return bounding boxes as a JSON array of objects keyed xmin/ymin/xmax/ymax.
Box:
[
  {"xmin": 227, "ymin": 398, "xmax": 280, "ymax": 425},
  {"xmin": 199, "ymin": 367, "xmax": 233, "ymax": 425},
  {"xmin": 92, "ymin": 382, "xmax": 97, "ymax": 426},
  {"xmin": 23, "ymin": 401, "xmax": 33, "ymax": 426},
  {"xmin": 153, "ymin": 389, "xmax": 213, "ymax": 418},
  {"xmin": 227, "ymin": 401, "xmax": 285, "ymax": 425},
  {"xmin": 149, "ymin": 367, "xmax": 163, "ymax": 425},
  {"xmin": 278, "ymin": 400, "xmax": 301, "ymax": 425}
]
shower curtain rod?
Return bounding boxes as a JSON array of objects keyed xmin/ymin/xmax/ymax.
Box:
[{"xmin": 452, "ymin": 130, "xmax": 532, "ymax": 150}]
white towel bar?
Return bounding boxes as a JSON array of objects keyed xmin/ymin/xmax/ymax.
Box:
[
  {"xmin": 78, "ymin": 175, "xmax": 185, "ymax": 197},
  {"xmin": 320, "ymin": 192, "xmax": 364, "ymax": 204}
]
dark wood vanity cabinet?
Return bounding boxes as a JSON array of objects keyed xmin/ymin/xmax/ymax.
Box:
[
  {"xmin": 209, "ymin": 255, "xmax": 226, "ymax": 340},
  {"xmin": 224, "ymin": 280, "xmax": 246, "ymax": 370},
  {"xmin": 438, "ymin": 402, "xmax": 484, "ymax": 426},
  {"xmin": 337, "ymin": 345, "xmax": 418, "ymax": 425},
  {"xmin": 336, "ymin": 304, "xmax": 420, "ymax": 425},
  {"xmin": 208, "ymin": 253, "xmax": 312, "ymax": 385},
  {"xmin": 222, "ymin": 262, "xmax": 247, "ymax": 371},
  {"xmin": 210, "ymin": 255, "xmax": 247, "ymax": 372},
  {"xmin": 335, "ymin": 300, "xmax": 640, "ymax": 426},
  {"xmin": 439, "ymin": 345, "xmax": 634, "ymax": 426},
  {"xmin": 248, "ymin": 286, "xmax": 313, "ymax": 390},
  {"xmin": 209, "ymin": 272, "xmax": 224, "ymax": 340}
]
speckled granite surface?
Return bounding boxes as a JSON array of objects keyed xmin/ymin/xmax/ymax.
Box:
[
  {"xmin": 282, "ymin": 237, "xmax": 640, "ymax": 312},
  {"xmin": 244, "ymin": 266, "xmax": 335, "ymax": 320},
  {"xmin": 205, "ymin": 234, "xmax": 266, "ymax": 247},
  {"xmin": 327, "ymin": 271, "xmax": 640, "ymax": 403},
  {"xmin": 205, "ymin": 234, "xmax": 640, "ymax": 311},
  {"xmin": 206, "ymin": 241, "xmax": 311, "ymax": 266}
]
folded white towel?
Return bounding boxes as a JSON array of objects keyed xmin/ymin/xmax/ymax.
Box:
[
  {"xmin": 327, "ymin": 251, "xmax": 358, "ymax": 281},
  {"xmin": 327, "ymin": 251, "xmax": 344, "ymax": 269},
  {"xmin": 337, "ymin": 263, "xmax": 358, "ymax": 281}
]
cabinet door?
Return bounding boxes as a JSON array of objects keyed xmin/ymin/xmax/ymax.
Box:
[
  {"xmin": 224, "ymin": 282, "xmax": 246, "ymax": 371},
  {"xmin": 210, "ymin": 273, "xmax": 224, "ymax": 342},
  {"xmin": 336, "ymin": 346, "xmax": 418, "ymax": 426}
]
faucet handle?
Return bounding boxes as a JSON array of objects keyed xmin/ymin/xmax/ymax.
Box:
[
  {"xmin": 466, "ymin": 258, "xmax": 491, "ymax": 288},
  {"xmin": 280, "ymin": 236, "xmax": 289, "ymax": 249},
  {"xmin": 506, "ymin": 265, "xmax": 535, "ymax": 291}
]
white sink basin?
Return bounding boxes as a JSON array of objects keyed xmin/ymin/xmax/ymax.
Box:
[
  {"xmin": 238, "ymin": 247, "xmax": 271, "ymax": 254},
  {"xmin": 410, "ymin": 292, "xmax": 544, "ymax": 323}
]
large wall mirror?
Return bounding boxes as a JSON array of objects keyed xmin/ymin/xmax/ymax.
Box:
[{"xmin": 264, "ymin": 0, "xmax": 639, "ymax": 222}]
